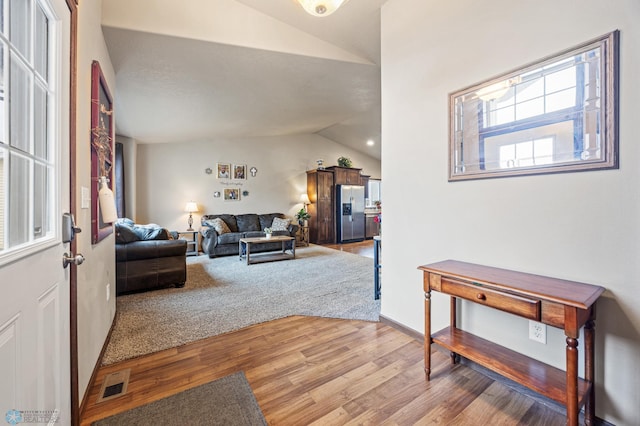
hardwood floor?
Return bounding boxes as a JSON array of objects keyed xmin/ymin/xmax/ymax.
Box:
[
  {"xmin": 324, "ymin": 239, "xmax": 374, "ymax": 259},
  {"xmin": 81, "ymin": 316, "xmax": 567, "ymax": 425}
]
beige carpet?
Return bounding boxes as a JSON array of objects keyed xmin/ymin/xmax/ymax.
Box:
[{"xmin": 103, "ymin": 245, "xmax": 380, "ymax": 365}]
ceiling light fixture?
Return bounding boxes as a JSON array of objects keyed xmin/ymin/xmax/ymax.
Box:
[{"xmin": 297, "ymin": 0, "xmax": 347, "ymax": 17}]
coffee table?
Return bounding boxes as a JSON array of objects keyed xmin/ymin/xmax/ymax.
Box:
[{"xmin": 238, "ymin": 236, "xmax": 296, "ymax": 265}]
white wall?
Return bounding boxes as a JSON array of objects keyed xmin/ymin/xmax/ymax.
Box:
[
  {"xmin": 381, "ymin": 0, "xmax": 639, "ymax": 424},
  {"xmin": 76, "ymin": 0, "xmax": 117, "ymax": 403},
  {"xmin": 129, "ymin": 134, "xmax": 381, "ymax": 231}
]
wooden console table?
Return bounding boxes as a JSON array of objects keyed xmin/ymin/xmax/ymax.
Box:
[{"xmin": 418, "ymin": 260, "xmax": 604, "ymax": 425}]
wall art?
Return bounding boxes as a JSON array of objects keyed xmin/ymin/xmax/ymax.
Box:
[
  {"xmin": 217, "ymin": 163, "xmax": 230, "ymax": 179},
  {"xmin": 91, "ymin": 60, "xmax": 114, "ymax": 244},
  {"xmin": 233, "ymin": 164, "xmax": 247, "ymax": 180},
  {"xmin": 224, "ymin": 188, "xmax": 240, "ymax": 201}
]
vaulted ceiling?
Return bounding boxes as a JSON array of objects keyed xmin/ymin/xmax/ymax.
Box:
[{"xmin": 102, "ymin": 0, "xmax": 386, "ymax": 159}]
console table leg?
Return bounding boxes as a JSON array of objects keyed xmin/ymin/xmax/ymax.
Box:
[
  {"xmin": 424, "ymin": 290, "xmax": 431, "ymax": 380},
  {"xmin": 566, "ymin": 336, "xmax": 579, "ymax": 426},
  {"xmin": 584, "ymin": 319, "xmax": 596, "ymax": 425}
]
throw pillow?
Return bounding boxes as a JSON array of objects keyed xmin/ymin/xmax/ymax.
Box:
[
  {"xmin": 209, "ymin": 217, "xmax": 231, "ymax": 235},
  {"xmin": 271, "ymin": 217, "xmax": 291, "ymax": 232}
]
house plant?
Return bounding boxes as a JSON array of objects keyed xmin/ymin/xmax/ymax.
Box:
[
  {"xmin": 337, "ymin": 156, "xmax": 353, "ymax": 168},
  {"xmin": 295, "ymin": 208, "xmax": 311, "ymax": 226},
  {"xmin": 263, "ymin": 227, "xmax": 273, "ymax": 238}
]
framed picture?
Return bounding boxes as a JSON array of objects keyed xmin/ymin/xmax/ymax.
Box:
[
  {"xmin": 224, "ymin": 188, "xmax": 240, "ymax": 201},
  {"xmin": 90, "ymin": 61, "xmax": 114, "ymax": 244},
  {"xmin": 233, "ymin": 164, "xmax": 247, "ymax": 180},
  {"xmin": 217, "ymin": 163, "xmax": 230, "ymax": 179}
]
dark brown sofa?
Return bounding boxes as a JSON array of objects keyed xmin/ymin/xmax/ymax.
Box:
[{"xmin": 115, "ymin": 218, "xmax": 187, "ymax": 295}]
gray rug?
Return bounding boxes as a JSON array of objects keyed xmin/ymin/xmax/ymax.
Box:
[
  {"xmin": 103, "ymin": 244, "xmax": 380, "ymax": 364},
  {"xmin": 92, "ymin": 372, "xmax": 266, "ymax": 426}
]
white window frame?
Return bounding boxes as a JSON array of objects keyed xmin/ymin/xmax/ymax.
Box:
[{"xmin": 0, "ymin": 0, "xmax": 60, "ymax": 266}]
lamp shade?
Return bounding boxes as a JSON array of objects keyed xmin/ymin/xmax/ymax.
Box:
[
  {"xmin": 300, "ymin": 193, "xmax": 311, "ymax": 205},
  {"xmin": 297, "ymin": 0, "xmax": 346, "ymax": 17},
  {"xmin": 184, "ymin": 201, "xmax": 199, "ymax": 213}
]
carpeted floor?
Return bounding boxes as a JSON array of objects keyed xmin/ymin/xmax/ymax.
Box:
[
  {"xmin": 103, "ymin": 244, "xmax": 380, "ymax": 365},
  {"xmin": 92, "ymin": 372, "xmax": 266, "ymax": 426}
]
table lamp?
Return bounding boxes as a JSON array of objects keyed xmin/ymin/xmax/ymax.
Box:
[{"xmin": 184, "ymin": 201, "xmax": 199, "ymax": 231}]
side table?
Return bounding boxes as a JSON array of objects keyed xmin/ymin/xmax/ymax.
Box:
[
  {"xmin": 297, "ymin": 225, "xmax": 309, "ymax": 247},
  {"xmin": 176, "ymin": 230, "xmax": 199, "ymax": 256}
]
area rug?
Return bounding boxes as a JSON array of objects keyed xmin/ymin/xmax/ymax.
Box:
[
  {"xmin": 103, "ymin": 244, "xmax": 380, "ymax": 365},
  {"xmin": 92, "ymin": 372, "xmax": 266, "ymax": 426}
]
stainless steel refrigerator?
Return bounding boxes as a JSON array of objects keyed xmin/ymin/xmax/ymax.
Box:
[{"xmin": 336, "ymin": 185, "xmax": 365, "ymax": 243}]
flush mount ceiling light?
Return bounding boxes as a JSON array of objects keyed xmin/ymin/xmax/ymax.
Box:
[{"xmin": 297, "ymin": 0, "xmax": 347, "ymax": 17}]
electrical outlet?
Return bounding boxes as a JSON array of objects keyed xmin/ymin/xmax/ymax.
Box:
[
  {"xmin": 106, "ymin": 283, "xmax": 111, "ymax": 301},
  {"xmin": 529, "ymin": 320, "xmax": 546, "ymax": 344}
]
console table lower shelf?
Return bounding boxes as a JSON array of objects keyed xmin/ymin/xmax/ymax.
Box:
[{"xmin": 432, "ymin": 327, "xmax": 591, "ymax": 408}]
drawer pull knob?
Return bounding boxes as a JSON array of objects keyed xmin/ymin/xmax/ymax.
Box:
[{"xmin": 476, "ymin": 293, "xmax": 486, "ymax": 300}]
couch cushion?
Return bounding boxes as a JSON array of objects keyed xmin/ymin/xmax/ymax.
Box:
[
  {"xmin": 116, "ymin": 239, "xmax": 187, "ymax": 261},
  {"xmin": 271, "ymin": 217, "xmax": 291, "ymax": 231},
  {"xmin": 259, "ymin": 213, "xmax": 283, "ymax": 231},
  {"xmin": 236, "ymin": 214, "xmax": 261, "ymax": 232},
  {"xmin": 208, "ymin": 217, "xmax": 231, "ymax": 235},
  {"xmin": 244, "ymin": 231, "xmax": 265, "ymax": 238},
  {"xmin": 218, "ymin": 232, "xmax": 243, "ymax": 245},
  {"xmin": 133, "ymin": 224, "xmax": 169, "ymax": 241},
  {"xmin": 202, "ymin": 214, "xmax": 238, "ymax": 232},
  {"xmin": 115, "ymin": 223, "xmax": 139, "ymax": 243},
  {"xmin": 115, "ymin": 219, "xmax": 169, "ymax": 242}
]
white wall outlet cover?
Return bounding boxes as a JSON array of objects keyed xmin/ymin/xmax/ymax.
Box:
[{"xmin": 528, "ymin": 320, "xmax": 547, "ymax": 344}]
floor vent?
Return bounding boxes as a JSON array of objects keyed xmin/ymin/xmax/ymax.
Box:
[{"xmin": 96, "ymin": 368, "xmax": 131, "ymax": 403}]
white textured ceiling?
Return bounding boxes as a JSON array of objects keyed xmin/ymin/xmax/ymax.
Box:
[{"xmin": 102, "ymin": 0, "xmax": 386, "ymax": 159}]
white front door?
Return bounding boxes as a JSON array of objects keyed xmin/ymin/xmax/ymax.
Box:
[{"xmin": 0, "ymin": 0, "xmax": 72, "ymax": 424}]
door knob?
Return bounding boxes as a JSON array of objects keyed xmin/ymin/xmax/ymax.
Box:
[{"xmin": 63, "ymin": 253, "xmax": 85, "ymax": 268}]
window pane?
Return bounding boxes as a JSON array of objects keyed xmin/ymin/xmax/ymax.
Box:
[
  {"xmin": 533, "ymin": 137, "xmax": 554, "ymax": 165},
  {"xmin": 9, "ymin": 0, "xmax": 30, "ymax": 59},
  {"xmin": 515, "ymin": 141, "xmax": 534, "ymax": 167},
  {"xmin": 545, "ymin": 66, "xmax": 576, "ymax": 94},
  {"xmin": 34, "ymin": 81, "xmax": 47, "ymax": 159},
  {"xmin": 10, "ymin": 54, "xmax": 30, "ymax": 152},
  {"xmin": 35, "ymin": 4, "xmax": 48, "ymax": 79},
  {"xmin": 515, "ymin": 77, "xmax": 543, "ymax": 103},
  {"xmin": 516, "ymin": 98, "xmax": 544, "ymax": 121},
  {"xmin": 0, "ymin": 0, "xmax": 4, "ymax": 34},
  {"xmin": 9, "ymin": 152, "xmax": 29, "ymax": 247},
  {"xmin": 0, "ymin": 148, "xmax": 5, "ymax": 250},
  {"xmin": 494, "ymin": 105, "xmax": 514, "ymax": 126},
  {"xmin": 33, "ymin": 161, "xmax": 48, "ymax": 239},
  {"xmin": 0, "ymin": 42, "xmax": 5, "ymax": 144},
  {"xmin": 546, "ymin": 88, "xmax": 577, "ymax": 113}
]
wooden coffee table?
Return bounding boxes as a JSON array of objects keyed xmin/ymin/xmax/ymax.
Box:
[{"xmin": 239, "ymin": 236, "xmax": 296, "ymax": 265}]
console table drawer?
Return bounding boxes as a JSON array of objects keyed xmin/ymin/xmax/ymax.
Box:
[{"xmin": 441, "ymin": 278, "xmax": 540, "ymax": 320}]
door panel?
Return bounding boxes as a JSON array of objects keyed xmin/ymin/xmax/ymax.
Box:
[{"xmin": 0, "ymin": 0, "xmax": 71, "ymax": 423}]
